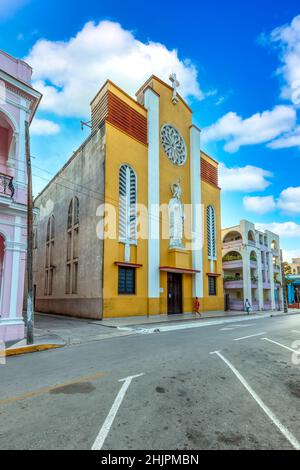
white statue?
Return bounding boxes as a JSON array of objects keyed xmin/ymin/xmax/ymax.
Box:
[{"xmin": 169, "ymin": 178, "xmax": 184, "ymax": 248}]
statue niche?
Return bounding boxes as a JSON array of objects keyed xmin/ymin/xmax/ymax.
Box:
[{"xmin": 169, "ymin": 178, "xmax": 184, "ymax": 248}]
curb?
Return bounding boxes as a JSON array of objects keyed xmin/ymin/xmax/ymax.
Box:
[
  {"xmin": 5, "ymin": 343, "xmax": 64, "ymax": 357},
  {"xmin": 117, "ymin": 311, "xmax": 298, "ymax": 335}
]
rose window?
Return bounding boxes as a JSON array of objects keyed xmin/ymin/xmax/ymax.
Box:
[{"xmin": 160, "ymin": 124, "xmax": 187, "ymax": 166}]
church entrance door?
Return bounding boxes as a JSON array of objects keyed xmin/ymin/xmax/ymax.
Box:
[{"xmin": 167, "ymin": 273, "xmax": 183, "ymax": 315}]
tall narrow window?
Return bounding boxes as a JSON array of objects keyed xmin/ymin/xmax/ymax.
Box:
[
  {"xmin": 66, "ymin": 197, "xmax": 79, "ymax": 294},
  {"xmin": 119, "ymin": 165, "xmax": 137, "ymax": 244},
  {"xmin": 45, "ymin": 215, "xmax": 55, "ymax": 295},
  {"xmin": 207, "ymin": 205, "xmax": 216, "ymax": 259},
  {"xmin": 208, "ymin": 275, "xmax": 217, "ymax": 296}
]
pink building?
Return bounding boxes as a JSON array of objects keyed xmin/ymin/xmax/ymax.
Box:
[{"xmin": 0, "ymin": 50, "xmax": 41, "ymax": 343}]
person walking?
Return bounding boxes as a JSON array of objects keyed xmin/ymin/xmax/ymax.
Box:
[
  {"xmin": 245, "ymin": 298, "xmax": 252, "ymax": 315},
  {"xmin": 194, "ymin": 297, "xmax": 201, "ymax": 318}
]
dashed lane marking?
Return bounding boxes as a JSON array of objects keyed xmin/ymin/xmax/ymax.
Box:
[{"xmin": 234, "ymin": 332, "xmax": 267, "ymax": 341}]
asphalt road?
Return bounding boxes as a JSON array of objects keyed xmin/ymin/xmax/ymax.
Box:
[{"xmin": 0, "ymin": 314, "xmax": 300, "ymax": 450}]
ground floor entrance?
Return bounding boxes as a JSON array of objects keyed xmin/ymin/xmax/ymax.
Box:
[{"xmin": 167, "ymin": 272, "xmax": 183, "ymax": 315}]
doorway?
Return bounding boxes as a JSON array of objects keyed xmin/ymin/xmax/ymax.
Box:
[{"xmin": 167, "ymin": 272, "xmax": 183, "ymax": 315}]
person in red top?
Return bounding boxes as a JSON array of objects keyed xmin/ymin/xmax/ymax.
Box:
[{"xmin": 194, "ymin": 297, "xmax": 201, "ymax": 317}]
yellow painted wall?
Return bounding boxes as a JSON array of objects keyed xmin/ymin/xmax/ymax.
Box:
[
  {"xmin": 102, "ymin": 120, "xmax": 149, "ymax": 318},
  {"xmin": 102, "ymin": 78, "xmax": 224, "ymax": 318},
  {"xmin": 201, "ymin": 154, "xmax": 224, "ymax": 311}
]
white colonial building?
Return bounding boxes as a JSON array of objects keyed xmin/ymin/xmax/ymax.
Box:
[{"xmin": 222, "ymin": 220, "xmax": 283, "ymax": 311}]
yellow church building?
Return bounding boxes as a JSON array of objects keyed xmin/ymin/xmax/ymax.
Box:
[{"xmin": 33, "ymin": 74, "xmax": 224, "ymax": 319}]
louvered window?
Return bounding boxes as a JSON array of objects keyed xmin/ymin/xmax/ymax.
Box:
[
  {"xmin": 119, "ymin": 165, "xmax": 137, "ymax": 243},
  {"xmin": 207, "ymin": 205, "xmax": 216, "ymax": 259}
]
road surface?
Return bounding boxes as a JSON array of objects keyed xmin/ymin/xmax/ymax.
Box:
[{"xmin": 0, "ymin": 314, "xmax": 299, "ymax": 450}]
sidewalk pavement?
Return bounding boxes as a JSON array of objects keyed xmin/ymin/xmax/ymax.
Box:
[{"xmin": 6, "ymin": 308, "xmax": 299, "ymax": 357}]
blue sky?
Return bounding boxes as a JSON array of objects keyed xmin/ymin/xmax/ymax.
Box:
[{"xmin": 1, "ymin": 0, "xmax": 300, "ymax": 260}]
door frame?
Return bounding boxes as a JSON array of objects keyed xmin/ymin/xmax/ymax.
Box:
[{"xmin": 167, "ymin": 272, "xmax": 183, "ymax": 315}]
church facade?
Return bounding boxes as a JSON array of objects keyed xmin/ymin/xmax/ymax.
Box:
[{"xmin": 33, "ymin": 75, "xmax": 224, "ymax": 319}]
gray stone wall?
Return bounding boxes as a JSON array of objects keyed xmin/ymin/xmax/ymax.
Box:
[{"xmin": 33, "ymin": 127, "xmax": 105, "ymax": 319}]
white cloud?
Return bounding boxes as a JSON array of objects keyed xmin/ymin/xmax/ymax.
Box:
[
  {"xmin": 255, "ymin": 221, "xmax": 300, "ymax": 238},
  {"xmin": 268, "ymin": 126, "xmax": 300, "ymax": 149},
  {"xmin": 243, "ymin": 195, "xmax": 276, "ymax": 214},
  {"xmin": 25, "ymin": 20, "xmax": 204, "ymax": 118},
  {"xmin": 270, "ymin": 15, "xmax": 300, "ymax": 105},
  {"xmin": 219, "ymin": 163, "xmax": 272, "ymax": 191},
  {"xmin": 282, "ymin": 249, "xmax": 300, "ymax": 263},
  {"xmin": 0, "ymin": 0, "xmax": 27, "ymax": 19},
  {"xmin": 30, "ymin": 118, "xmax": 60, "ymax": 136},
  {"xmin": 202, "ymin": 105, "xmax": 296, "ymax": 152},
  {"xmin": 278, "ymin": 186, "xmax": 300, "ymax": 214}
]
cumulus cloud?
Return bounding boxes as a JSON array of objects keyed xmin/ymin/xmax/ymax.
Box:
[
  {"xmin": 25, "ymin": 20, "xmax": 204, "ymax": 118},
  {"xmin": 278, "ymin": 186, "xmax": 300, "ymax": 214},
  {"xmin": 268, "ymin": 126, "xmax": 300, "ymax": 149},
  {"xmin": 243, "ymin": 195, "xmax": 277, "ymax": 214},
  {"xmin": 255, "ymin": 221, "xmax": 300, "ymax": 238},
  {"xmin": 270, "ymin": 15, "xmax": 300, "ymax": 105},
  {"xmin": 282, "ymin": 249, "xmax": 300, "ymax": 263},
  {"xmin": 202, "ymin": 106, "xmax": 296, "ymax": 152},
  {"xmin": 243, "ymin": 186, "xmax": 300, "ymax": 215},
  {"xmin": 219, "ymin": 163, "xmax": 272, "ymax": 191},
  {"xmin": 30, "ymin": 118, "xmax": 60, "ymax": 136}
]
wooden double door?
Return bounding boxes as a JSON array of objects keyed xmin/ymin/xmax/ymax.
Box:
[{"xmin": 167, "ymin": 273, "xmax": 183, "ymax": 315}]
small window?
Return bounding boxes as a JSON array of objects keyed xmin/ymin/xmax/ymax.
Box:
[
  {"xmin": 208, "ymin": 276, "xmax": 217, "ymax": 296},
  {"xmin": 118, "ymin": 267, "xmax": 135, "ymax": 295}
]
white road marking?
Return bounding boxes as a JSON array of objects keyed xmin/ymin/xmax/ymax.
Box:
[
  {"xmin": 211, "ymin": 351, "xmax": 300, "ymax": 450},
  {"xmin": 262, "ymin": 338, "xmax": 300, "ymax": 354},
  {"xmin": 220, "ymin": 324, "xmax": 258, "ymax": 332},
  {"xmin": 91, "ymin": 373, "xmax": 144, "ymax": 450},
  {"xmin": 234, "ymin": 332, "xmax": 267, "ymax": 341}
]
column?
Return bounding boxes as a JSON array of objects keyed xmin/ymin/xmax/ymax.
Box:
[
  {"xmin": 256, "ymin": 249, "xmax": 264, "ymax": 310},
  {"xmin": 190, "ymin": 125, "xmax": 203, "ymax": 298},
  {"xmin": 8, "ymin": 216, "xmax": 23, "ymax": 320},
  {"xmin": 242, "ymin": 246, "xmax": 252, "ymax": 307},
  {"xmin": 268, "ymin": 251, "xmax": 276, "ymax": 310},
  {"xmin": 144, "ymin": 88, "xmax": 160, "ymax": 308}
]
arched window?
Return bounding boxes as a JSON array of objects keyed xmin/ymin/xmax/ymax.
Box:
[
  {"xmin": 45, "ymin": 215, "xmax": 55, "ymax": 295},
  {"xmin": 119, "ymin": 165, "xmax": 137, "ymax": 243},
  {"xmin": 66, "ymin": 197, "xmax": 79, "ymax": 294},
  {"xmin": 207, "ymin": 205, "xmax": 216, "ymax": 259}
]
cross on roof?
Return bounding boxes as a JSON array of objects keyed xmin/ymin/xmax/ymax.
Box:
[{"xmin": 169, "ymin": 73, "xmax": 179, "ymax": 104}]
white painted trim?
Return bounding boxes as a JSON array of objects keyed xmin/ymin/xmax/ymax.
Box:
[
  {"xmin": 0, "ymin": 70, "xmax": 41, "ymax": 101},
  {"xmin": 9, "ymin": 215, "xmax": 22, "ymax": 319},
  {"xmin": 190, "ymin": 125, "xmax": 202, "ymax": 297},
  {"xmin": 0, "ymin": 105, "xmax": 19, "ymax": 133},
  {"xmin": 144, "ymin": 88, "xmax": 160, "ymax": 299},
  {"xmin": 18, "ymin": 99, "xmax": 26, "ymax": 185},
  {"xmin": 0, "ymin": 318, "xmax": 24, "ymax": 326}
]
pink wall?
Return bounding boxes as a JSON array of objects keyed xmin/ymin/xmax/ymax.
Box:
[
  {"xmin": 0, "ymin": 50, "xmax": 32, "ymax": 84},
  {"xmin": 0, "ymin": 50, "xmax": 36, "ymax": 343}
]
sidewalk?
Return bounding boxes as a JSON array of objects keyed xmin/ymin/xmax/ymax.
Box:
[
  {"xmin": 100, "ymin": 309, "xmax": 298, "ymax": 330},
  {"xmin": 6, "ymin": 308, "xmax": 300, "ymax": 356}
]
